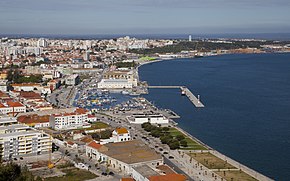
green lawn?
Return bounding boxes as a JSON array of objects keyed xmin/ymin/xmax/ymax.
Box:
[
  {"xmin": 168, "ymin": 128, "xmax": 207, "ymax": 150},
  {"xmin": 76, "ymin": 121, "xmax": 109, "ymax": 131},
  {"xmin": 140, "ymin": 56, "xmax": 156, "ymax": 61},
  {"xmin": 45, "ymin": 168, "xmax": 97, "ymax": 181},
  {"xmin": 90, "ymin": 122, "xmax": 109, "ymax": 129}
]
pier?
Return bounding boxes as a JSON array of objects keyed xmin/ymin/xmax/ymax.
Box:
[{"xmin": 147, "ymin": 85, "xmax": 205, "ymax": 108}]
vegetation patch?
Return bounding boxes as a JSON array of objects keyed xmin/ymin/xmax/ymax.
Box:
[
  {"xmin": 45, "ymin": 168, "xmax": 97, "ymax": 181},
  {"xmin": 139, "ymin": 56, "xmax": 156, "ymax": 61},
  {"xmin": 90, "ymin": 122, "xmax": 109, "ymax": 129},
  {"xmin": 90, "ymin": 129, "xmax": 112, "ymax": 140},
  {"xmin": 141, "ymin": 123, "xmax": 207, "ymax": 150},
  {"xmin": 188, "ymin": 152, "xmax": 235, "ymax": 169},
  {"xmin": 215, "ymin": 170, "xmax": 258, "ymax": 181},
  {"xmin": 168, "ymin": 128, "xmax": 207, "ymax": 150},
  {"xmin": 114, "ymin": 61, "xmax": 137, "ymax": 68}
]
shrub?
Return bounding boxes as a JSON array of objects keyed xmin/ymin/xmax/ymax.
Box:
[{"xmin": 180, "ymin": 140, "xmax": 188, "ymax": 147}]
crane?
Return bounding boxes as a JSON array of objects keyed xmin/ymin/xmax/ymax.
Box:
[{"xmin": 48, "ymin": 136, "xmax": 54, "ymax": 169}]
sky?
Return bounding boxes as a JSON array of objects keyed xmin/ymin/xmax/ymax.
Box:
[{"xmin": 0, "ymin": 0, "xmax": 290, "ymax": 35}]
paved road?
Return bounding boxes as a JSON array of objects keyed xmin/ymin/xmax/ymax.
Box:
[
  {"xmin": 163, "ymin": 157, "xmax": 194, "ymax": 181},
  {"xmin": 56, "ymin": 144, "xmax": 124, "ymax": 180}
]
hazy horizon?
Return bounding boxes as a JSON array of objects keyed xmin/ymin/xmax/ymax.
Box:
[{"xmin": 1, "ymin": 0, "xmax": 290, "ymax": 35}]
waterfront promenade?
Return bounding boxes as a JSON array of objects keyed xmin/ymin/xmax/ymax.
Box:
[{"xmin": 148, "ymin": 85, "xmax": 205, "ymax": 108}]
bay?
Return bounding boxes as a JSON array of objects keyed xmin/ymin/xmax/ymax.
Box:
[{"xmin": 139, "ymin": 53, "xmax": 290, "ymax": 180}]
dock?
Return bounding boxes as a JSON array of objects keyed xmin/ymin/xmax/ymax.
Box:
[{"xmin": 147, "ymin": 85, "xmax": 205, "ymax": 108}]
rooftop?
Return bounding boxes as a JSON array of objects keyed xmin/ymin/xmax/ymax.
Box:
[
  {"xmin": 16, "ymin": 108, "xmax": 76, "ymax": 117},
  {"xmin": 17, "ymin": 114, "xmax": 50, "ymax": 124},
  {"xmin": 19, "ymin": 91, "xmax": 43, "ymax": 99},
  {"xmin": 6, "ymin": 101, "xmax": 24, "ymax": 107},
  {"xmin": 115, "ymin": 127, "xmax": 128, "ymax": 134},
  {"xmin": 0, "ymin": 130, "xmax": 42, "ymax": 138},
  {"xmin": 133, "ymin": 165, "xmax": 159, "ymax": 179},
  {"xmin": 0, "ymin": 116, "xmax": 18, "ymax": 124},
  {"xmin": 0, "ymin": 124, "xmax": 29, "ymax": 131},
  {"xmin": 149, "ymin": 174, "xmax": 187, "ymax": 181},
  {"xmin": 87, "ymin": 141, "xmax": 103, "ymax": 150},
  {"xmin": 100, "ymin": 140, "xmax": 162, "ymax": 164},
  {"xmin": 11, "ymin": 83, "xmax": 40, "ymax": 87}
]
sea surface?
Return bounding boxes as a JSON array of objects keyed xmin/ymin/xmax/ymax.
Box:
[{"xmin": 139, "ymin": 53, "xmax": 290, "ymax": 180}]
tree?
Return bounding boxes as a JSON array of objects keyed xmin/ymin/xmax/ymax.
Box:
[
  {"xmin": 160, "ymin": 135, "xmax": 173, "ymax": 144},
  {"xmin": 0, "ymin": 162, "xmax": 34, "ymax": 181},
  {"xmin": 162, "ymin": 127, "xmax": 169, "ymax": 132},
  {"xmin": 151, "ymin": 130, "xmax": 162, "ymax": 138},
  {"xmin": 169, "ymin": 140, "xmax": 180, "ymax": 150},
  {"xmin": 176, "ymin": 135, "xmax": 185, "ymax": 141},
  {"xmin": 141, "ymin": 122, "xmax": 151, "ymax": 129},
  {"xmin": 91, "ymin": 133, "xmax": 100, "ymax": 140},
  {"xmin": 100, "ymin": 130, "xmax": 112, "ymax": 139}
]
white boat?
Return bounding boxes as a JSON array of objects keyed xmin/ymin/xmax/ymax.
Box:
[{"xmin": 122, "ymin": 91, "xmax": 129, "ymax": 95}]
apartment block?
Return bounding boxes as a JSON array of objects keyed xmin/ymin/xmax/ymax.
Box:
[{"xmin": 0, "ymin": 117, "xmax": 52, "ymax": 160}]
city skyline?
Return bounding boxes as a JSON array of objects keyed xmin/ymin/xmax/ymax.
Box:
[{"xmin": 1, "ymin": 0, "xmax": 290, "ymax": 35}]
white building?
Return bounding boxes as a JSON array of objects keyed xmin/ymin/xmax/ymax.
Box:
[
  {"xmin": 129, "ymin": 114, "xmax": 169, "ymax": 124},
  {"xmin": 97, "ymin": 79, "xmax": 133, "ymax": 89},
  {"xmin": 0, "ymin": 116, "xmax": 17, "ymax": 126},
  {"xmin": 0, "ymin": 79, "xmax": 7, "ymax": 92},
  {"xmin": 0, "ymin": 101, "xmax": 26, "ymax": 115},
  {"xmin": 65, "ymin": 74, "xmax": 80, "ymax": 86},
  {"xmin": 100, "ymin": 127, "xmax": 131, "ymax": 144},
  {"xmin": 11, "ymin": 83, "xmax": 41, "ymax": 92},
  {"xmin": 49, "ymin": 108, "xmax": 91, "ymax": 130},
  {"xmin": 37, "ymin": 38, "xmax": 48, "ymax": 48},
  {"xmin": 0, "ymin": 117, "xmax": 52, "ymax": 160},
  {"xmin": 83, "ymin": 51, "xmax": 90, "ymax": 61}
]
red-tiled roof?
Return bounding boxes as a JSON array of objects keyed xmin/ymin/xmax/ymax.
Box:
[
  {"xmin": 53, "ymin": 108, "xmax": 88, "ymax": 117},
  {"xmin": 17, "ymin": 114, "xmax": 49, "ymax": 124},
  {"xmin": 67, "ymin": 141, "xmax": 75, "ymax": 145},
  {"xmin": 11, "ymin": 83, "xmax": 40, "ymax": 86},
  {"xmin": 19, "ymin": 91, "xmax": 42, "ymax": 99},
  {"xmin": 0, "ymin": 91, "xmax": 9, "ymax": 98},
  {"xmin": 6, "ymin": 101, "xmax": 24, "ymax": 107},
  {"xmin": 87, "ymin": 141, "xmax": 102, "ymax": 150},
  {"xmin": 121, "ymin": 178, "xmax": 135, "ymax": 181},
  {"xmin": 80, "ymin": 137, "xmax": 93, "ymax": 143},
  {"xmin": 88, "ymin": 114, "xmax": 96, "ymax": 118},
  {"xmin": 116, "ymin": 127, "xmax": 128, "ymax": 134},
  {"xmin": 75, "ymin": 108, "xmax": 88, "ymax": 114}
]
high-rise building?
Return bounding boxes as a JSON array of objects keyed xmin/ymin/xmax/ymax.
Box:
[
  {"xmin": 37, "ymin": 38, "xmax": 48, "ymax": 47},
  {"xmin": 189, "ymin": 35, "xmax": 192, "ymax": 42},
  {"xmin": 83, "ymin": 51, "xmax": 90, "ymax": 61}
]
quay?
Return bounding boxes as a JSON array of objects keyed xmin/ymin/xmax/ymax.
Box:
[{"xmin": 147, "ymin": 85, "xmax": 205, "ymax": 108}]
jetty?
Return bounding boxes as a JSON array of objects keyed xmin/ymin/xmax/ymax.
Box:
[{"xmin": 147, "ymin": 85, "xmax": 205, "ymax": 108}]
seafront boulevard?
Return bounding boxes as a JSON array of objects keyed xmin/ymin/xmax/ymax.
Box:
[{"xmin": 137, "ymin": 59, "xmax": 273, "ymax": 181}]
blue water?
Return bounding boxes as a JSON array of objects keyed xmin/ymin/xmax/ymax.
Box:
[{"xmin": 139, "ymin": 53, "xmax": 290, "ymax": 180}]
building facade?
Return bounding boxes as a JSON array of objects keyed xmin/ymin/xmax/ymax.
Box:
[
  {"xmin": 49, "ymin": 108, "xmax": 90, "ymax": 130},
  {"xmin": 0, "ymin": 117, "xmax": 52, "ymax": 160}
]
